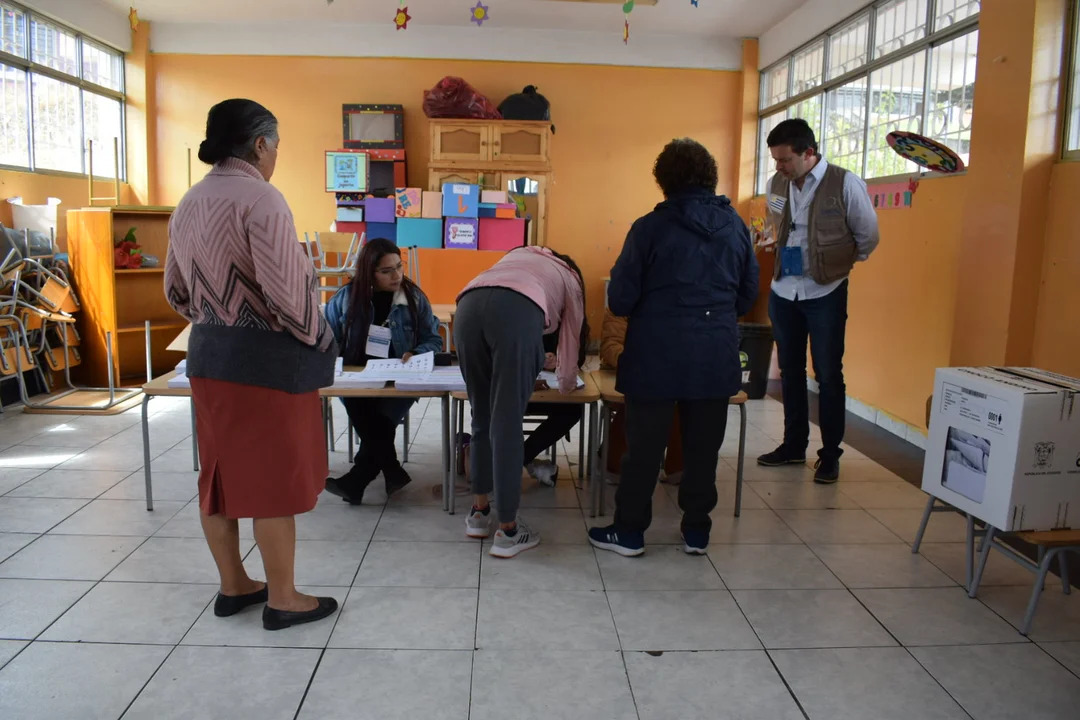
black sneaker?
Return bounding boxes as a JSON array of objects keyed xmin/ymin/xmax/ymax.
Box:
[
  {"xmin": 813, "ymin": 458, "xmax": 840, "ymax": 484},
  {"xmin": 384, "ymin": 464, "xmax": 413, "ymax": 496},
  {"xmin": 757, "ymin": 446, "xmax": 807, "ymax": 467}
]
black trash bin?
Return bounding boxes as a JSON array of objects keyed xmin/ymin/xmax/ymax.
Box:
[{"xmin": 738, "ymin": 322, "xmax": 773, "ymax": 400}]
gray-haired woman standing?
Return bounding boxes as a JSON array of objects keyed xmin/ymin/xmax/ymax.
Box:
[{"xmin": 166, "ymin": 99, "xmax": 338, "ymax": 630}]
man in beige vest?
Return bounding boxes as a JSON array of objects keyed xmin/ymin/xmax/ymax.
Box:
[{"xmin": 757, "ymin": 119, "xmax": 879, "ymax": 483}]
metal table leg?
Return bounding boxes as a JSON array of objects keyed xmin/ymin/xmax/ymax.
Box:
[
  {"xmin": 442, "ymin": 395, "xmax": 451, "ymax": 513},
  {"xmin": 969, "ymin": 524, "xmax": 997, "ymax": 598},
  {"xmin": 965, "ymin": 513, "xmax": 976, "ymax": 592},
  {"xmin": 141, "ymin": 395, "xmax": 154, "ymax": 511},
  {"xmin": 734, "ymin": 404, "xmax": 746, "ymax": 517},
  {"xmin": 592, "ymin": 401, "xmax": 604, "ymax": 518},
  {"xmin": 448, "ymin": 397, "xmax": 458, "ymax": 513},
  {"xmin": 578, "ymin": 407, "xmax": 586, "ymax": 485},
  {"xmin": 912, "ymin": 495, "xmax": 937, "ymax": 553},
  {"xmin": 403, "ymin": 411, "xmax": 410, "ymax": 464}
]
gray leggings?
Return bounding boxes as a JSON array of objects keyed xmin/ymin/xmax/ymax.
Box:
[{"xmin": 454, "ymin": 287, "xmax": 545, "ymax": 521}]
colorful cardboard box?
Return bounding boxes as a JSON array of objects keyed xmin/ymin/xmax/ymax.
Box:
[
  {"xmin": 481, "ymin": 190, "xmax": 508, "ymax": 204},
  {"xmin": 395, "ymin": 187, "xmax": 422, "ymax": 218},
  {"xmin": 478, "ymin": 203, "xmax": 518, "ymax": 219},
  {"xmin": 366, "ymin": 221, "xmax": 397, "ymax": 243},
  {"xmin": 444, "ymin": 217, "xmax": 478, "ymax": 250},
  {"xmin": 334, "ymin": 221, "xmax": 366, "ymax": 238},
  {"xmin": 336, "ymin": 206, "xmax": 364, "ymax": 222},
  {"xmin": 478, "ymin": 218, "xmax": 525, "ymax": 251},
  {"xmin": 442, "ymin": 183, "xmax": 480, "ymax": 218},
  {"xmin": 422, "ymin": 192, "xmax": 442, "ymax": 219},
  {"xmin": 396, "ymin": 218, "xmax": 442, "ymax": 249},
  {"xmin": 365, "ymin": 197, "xmax": 396, "ymax": 224}
]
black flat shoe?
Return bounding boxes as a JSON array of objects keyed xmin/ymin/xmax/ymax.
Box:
[
  {"xmin": 384, "ymin": 465, "xmax": 412, "ymax": 496},
  {"xmin": 324, "ymin": 474, "xmax": 372, "ymax": 505},
  {"xmin": 262, "ymin": 596, "xmax": 339, "ymax": 631},
  {"xmin": 213, "ymin": 586, "xmax": 268, "ymax": 617}
]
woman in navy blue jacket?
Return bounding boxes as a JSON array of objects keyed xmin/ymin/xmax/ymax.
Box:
[
  {"xmin": 324, "ymin": 238, "xmax": 442, "ymax": 504},
  {"xmin": 589, "ymin": 138, "xmax": 759, "ymax": 557}
]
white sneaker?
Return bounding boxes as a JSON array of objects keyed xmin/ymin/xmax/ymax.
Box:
[
  {"xmin": 526, "ymin": 460, "xmax": 558, "ymax": 487},
  {"xmin": 489, "ymin": 518, "xmax": 540, "ymax": 558},
  {"xmin": 465, "ymin": 506, "xmax": 493, "ymax": 538}
]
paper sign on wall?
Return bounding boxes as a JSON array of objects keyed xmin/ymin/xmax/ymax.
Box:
[{"xmin": 867, "ymin": 179, "xmax": 919, "ymax": 210}]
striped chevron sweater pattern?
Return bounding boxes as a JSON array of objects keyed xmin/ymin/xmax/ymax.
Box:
[{"xmin": 165, "ymin": 158, "xmax": 332, "ymax": 352}]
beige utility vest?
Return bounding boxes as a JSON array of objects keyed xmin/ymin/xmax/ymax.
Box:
[{"xmin": 767, "ymin": 163, "xmax": 858, "ymax": 285}]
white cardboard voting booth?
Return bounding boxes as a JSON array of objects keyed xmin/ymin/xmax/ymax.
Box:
[{"xmin": 922, "ymin": 367, "xmax": 1080, "ymax": 531}]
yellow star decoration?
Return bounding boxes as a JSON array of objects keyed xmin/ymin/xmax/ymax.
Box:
[
  {"xmin": 394, "ymin": 6, "xmax": 412, "ymax": 30},
  {"xmin": 128, "ymin": 7, "xmax": 139, "ymax": 31}
]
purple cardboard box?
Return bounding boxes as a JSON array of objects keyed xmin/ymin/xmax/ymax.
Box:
[
  {"xmin": 444, "ymin": 217, "xmax": 478, "ymax": 250},
  {"xmin": 365, "ymin": 197, "xmax": 396, "ymax": 224}
]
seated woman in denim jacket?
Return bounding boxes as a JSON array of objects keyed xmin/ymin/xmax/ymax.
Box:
[{"xmin": 324, "ymin": 238, "xmax": 442, "ymax": 504}]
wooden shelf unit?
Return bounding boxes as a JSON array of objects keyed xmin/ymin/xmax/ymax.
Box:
[
  {"xmin": 67, "ymin": 206, "xmax": 185, "ymax": 386},
  {"xmin": 428, "ymin": 119, "xmax": 552, "ymax": 246}
]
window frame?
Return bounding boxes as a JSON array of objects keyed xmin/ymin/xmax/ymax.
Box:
[
  {"xmin": 0, "ymin": 0, "xmax": 125, "ymax": 180},
  {"xmin": 757, "ymin": 0, "xmax": 979, "ymax": 193},
  {"xmin": 1062, "ymin": 0, "xmax": 1080, "ymax": 160}
]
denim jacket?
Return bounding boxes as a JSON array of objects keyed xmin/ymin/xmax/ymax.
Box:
[{"xmin": 325, "ymin": 284, "xmax": 443, "ymax": 362}]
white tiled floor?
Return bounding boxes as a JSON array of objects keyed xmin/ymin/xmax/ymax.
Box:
[{"xmin": 1, "ymin": 395, "xmax": 1079, "ymax": 719}]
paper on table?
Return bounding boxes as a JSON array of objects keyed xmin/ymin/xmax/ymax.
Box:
[
  {"xmin": 167, "ymin": 373, "xmax": 191, "ymax": 389},
  {"xmin": 334, "ymin": 372, "xmax": 388, "ymax": 389},
  {"xmin": 359, "ymin": 351, "xmax": 435, "ymax": 379},
  {"xmin": 538, "ymin": 371, "xmax": 584, "ymax": 390},
  {"xmin": 395, "ymin": 366, "xmax": 466, "ymax": 391}
]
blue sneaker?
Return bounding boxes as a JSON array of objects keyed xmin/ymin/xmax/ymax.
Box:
[
  {"xmin": 681, "ymin": 529, "xmax": 709, "ymax": 555},
  {"xmin": 588, "ymin": 525, "xmax": 644, "ymax": 557}
]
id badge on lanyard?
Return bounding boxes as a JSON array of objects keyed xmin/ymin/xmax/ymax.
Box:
[
  {"xmin": 780, "ymin": 246, "xmax": 804, "ymax": 277},
  {"xmin": 365, "ymin": 324, "xmax": 392, "ymax": 358}
]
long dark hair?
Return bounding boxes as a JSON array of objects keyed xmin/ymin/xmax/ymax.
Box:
[
  {"xmin": 343, "ymin": 238, "xmax": 421, "ymax": 364},
  {"xmin": 536, "ymin": 248, "xmax": 590, "ymax": 368}
]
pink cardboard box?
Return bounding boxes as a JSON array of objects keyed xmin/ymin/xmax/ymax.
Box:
[
  {"xmin": 481, "ymin": 190, "xmax": 508, "ymax": 204},
  {"xmin": 422, "ymin": 191, "xmax": 442, "ymax": 219},
  {"xmin": 444, "ymin": 217, "xmax": 478, "ymax": 250},
  {"xmin": 478, "ymin": 218, "xmax": 525, "ymax": 251},
  {"xmin": 395, "ymin": 187, "xmax": 422, "ymax": 218}
]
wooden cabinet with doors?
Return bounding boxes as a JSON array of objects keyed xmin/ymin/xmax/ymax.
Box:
[
  {"xmin": 66, "ymin": 206, "xmax": 186, "ymax": 386},
  {"xmin": 428, "ymin": 119, "xmax": 552, "ymax": 245}
]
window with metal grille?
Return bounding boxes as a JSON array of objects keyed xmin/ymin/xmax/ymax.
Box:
[
  {"xmin": 0, "ymin": 0, "xmax": 125, "ymax": 179},
  {"xmin": 757, "ymin": 0, "xmax": 979, "ymax": 192},
  {"xmin": 1064, "ymin": 1, "xmax": 1080, "ymax": 157}
]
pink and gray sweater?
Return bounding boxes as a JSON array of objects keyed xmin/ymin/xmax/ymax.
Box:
[{"xmin": 165, "ymin": 158, "xmax": 336, "ymax": 393}]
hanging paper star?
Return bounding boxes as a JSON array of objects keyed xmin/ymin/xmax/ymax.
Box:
[
  {"xmin": 128, "ymin": 7, "xmax": 139, "ymax": 31},
  {"xmin": 691, "ymin": 0, "xmax": 699, "ymax": 6},
  {"xmin": 470, "ymin": 1, "xmax": 490, "ymax": 26},
  {"xmin": 622, "ymin": 0, "xmax": 635, "ymax": 12},
  {"xmin": 394, "ymin": 5, "xmax": 411, "ymax": 30},
  {"xmin": 623, "ymin": 18, "xmax": 629, "ymax": 44}
]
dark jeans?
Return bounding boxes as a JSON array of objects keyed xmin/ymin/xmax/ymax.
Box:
[
  {"xmin": 341, "ymin": 397, "xmax": 414, "ymax": 473},
  {"xmin": 613, "ymin": 397, "xmax": 729, "ymax": 534},
  {"xmin": 768, "ymin": 281, "xmax": 848, "ymax": 462},
  {"xmin": 523, "ymin": 402, "xmax": 581, "ymax": 466}
]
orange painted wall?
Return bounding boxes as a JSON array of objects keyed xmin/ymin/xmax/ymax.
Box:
[
  {"xmin": 0, "ymin": 169, "xmax": 135, "ymax": 250},
  {"xmin": 845, "ymin": 175, "xmax": 967, "ymax": 429},
  {"xmin": 149, "ymin": 54, "xmax": 741, "ymax": 333},
  {"xmin": 1031, "ymin": 160, "xmax": 1080, "ymax": 378}
]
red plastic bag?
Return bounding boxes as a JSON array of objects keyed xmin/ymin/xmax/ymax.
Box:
[{"xmin": 423, "ymin": 76, "xmax": 502, "ymax": 119}]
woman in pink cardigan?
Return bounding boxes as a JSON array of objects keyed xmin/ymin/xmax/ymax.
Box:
[{"xmin": 166, "ymin": 99, "xmax": 338, "ymax": 631}]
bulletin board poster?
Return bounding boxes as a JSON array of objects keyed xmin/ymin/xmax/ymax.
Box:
[{"xmin": 325, "ymin": 151, "xmax": 369, "ymax": 193}]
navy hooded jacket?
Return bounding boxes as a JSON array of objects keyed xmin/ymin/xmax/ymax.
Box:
[{"xmin": 608, "ymin": 189, "xmax": 759, "ymax": 400}]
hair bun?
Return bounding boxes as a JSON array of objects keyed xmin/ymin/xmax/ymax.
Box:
[{"xmin": 197, "ymin": 139, "xmax": 226, "ymax": 165}]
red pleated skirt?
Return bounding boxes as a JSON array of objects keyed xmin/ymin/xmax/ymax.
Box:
[{"xmin": 190, "ymin": 377, "xmax": 327, "ymax": 519}]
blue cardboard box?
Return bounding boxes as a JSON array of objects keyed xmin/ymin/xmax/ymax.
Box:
[
  {"xmin": 441, "ymin": 182, "xmax": 479, "ymax": 218},
  {"xmin": 366, "ymin": 221, "xmax": 397, "ymax": 243},
  {"xmin": 396, "ymin": 218, "xmax": 442, "ymax": 249}
]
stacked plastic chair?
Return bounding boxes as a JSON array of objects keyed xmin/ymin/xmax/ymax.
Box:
[{"xmin": 0, "ymin": 231, "xmax": 138, "ymax": 412}]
